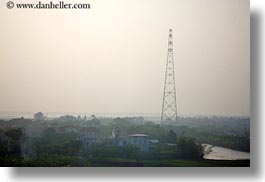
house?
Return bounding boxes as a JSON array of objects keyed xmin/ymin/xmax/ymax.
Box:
[
  {"xmin": 112, "ymin": 127, "xmax": 128, "ymax": 147},
  {"xmin": 79, "ymin": 127, "xmax": 98, "ymax": 150},
  {"xmin": 127, "ymin": 134, "xmax": 149, "ymax": 152},
  {"xmin": 105, "ymin": 127, "xmax": 128, "ymax": 147},
  {"xmin": 54, "ymin": 125, "xmax": 78, "ymax": 134}
]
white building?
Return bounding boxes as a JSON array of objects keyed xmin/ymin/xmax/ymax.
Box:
[
  {"xmin": 80, "ymin": 127, "xmax": 98, "ymax": 150},
  {"xmin": 127, "ymin": 134, "xmax": 149, "ymax": 152},
  {"xmin": 111, "ymin": 127, "xmax": 128, "ymax": 147}
]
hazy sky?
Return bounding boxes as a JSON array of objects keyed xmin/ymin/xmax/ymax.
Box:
[{"xmin": 0, "ymin": 0, "xmax": 249, "ymax": 116}]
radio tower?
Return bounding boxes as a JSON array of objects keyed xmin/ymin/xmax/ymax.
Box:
[{"xmin": 161, "ymin": 29, "xmax": 177, "ymax": 125}]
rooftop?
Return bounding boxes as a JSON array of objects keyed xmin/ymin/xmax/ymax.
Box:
[{"xmin": 80, "ymin": 127, "xmax": 98, "ymax": 132}]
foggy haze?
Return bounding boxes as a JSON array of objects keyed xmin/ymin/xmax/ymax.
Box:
[{"xmin": 0, "ymin": 0, "xmax": 249, "ymax": 116}]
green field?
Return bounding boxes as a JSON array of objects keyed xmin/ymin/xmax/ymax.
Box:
[{"xmin": 89, "ymin": 158, "xmax": 250, "ymax": 167}]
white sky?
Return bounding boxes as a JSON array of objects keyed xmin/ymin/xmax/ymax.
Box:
[{"xmin": 0, "ymin": 0, "xmax": 249, "ymax": 116}]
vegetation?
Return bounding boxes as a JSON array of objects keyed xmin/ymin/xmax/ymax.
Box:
[
  {"xmin": 167, "ymin": 125, "xmax": 250, "ymax": 152},
  {"xmin": 0, "ymin": 115, "xmax": 250, "ymax": 167},
  {"xmin": 176, "ymin": 136, "xmax": 203, "ymax": 159}
]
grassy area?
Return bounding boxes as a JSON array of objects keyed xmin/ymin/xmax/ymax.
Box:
[
  {"xmin": 90, "ymin": 158, "xmax": 143, "ymax": 167},
  {"xmin": 89, "ymin": 158, "xmax": 250, "ymax": 167},
  {"xmin": 142, "ymin": 159, "xmax": 250, "ymax": 167},
  {"xmin": 1, "ymin": 156, "xmax": 250, "ymax": 167}
]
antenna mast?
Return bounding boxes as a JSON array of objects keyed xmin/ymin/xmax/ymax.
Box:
[{"xmin": 161, "ymin": 29, "xmax": 178, "ymax": 125}]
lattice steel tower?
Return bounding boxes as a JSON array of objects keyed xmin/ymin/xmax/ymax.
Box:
[{"xmin": 161, "ymin": 29, "xmax": 177, "ymax": 125}]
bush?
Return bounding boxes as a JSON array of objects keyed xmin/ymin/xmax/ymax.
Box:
[{"xmin": 176, "ymin": 136, "xmax": 203, "ymax": 159}]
